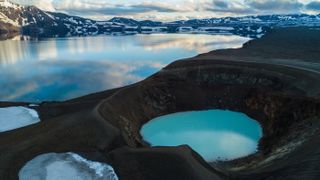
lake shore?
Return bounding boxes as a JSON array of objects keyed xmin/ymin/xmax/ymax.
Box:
[{"xmin": 1, "ymin": 27, "xmax": 320, "ymax": 180}]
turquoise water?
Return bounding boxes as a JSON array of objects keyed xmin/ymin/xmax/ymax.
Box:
[
  {"xmin": 0, "ymin": 34, "xmax": 250, "ymax": 102},
  {"xmin": 141, "ymin": 110, "xmax": 262, "ymax": 161}
]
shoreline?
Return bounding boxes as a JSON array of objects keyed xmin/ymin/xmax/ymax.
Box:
[{"xmin": 1, "ymin": 27, "xmax": 320, "ymax": 179}]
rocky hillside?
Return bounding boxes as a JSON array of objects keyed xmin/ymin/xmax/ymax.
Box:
[
  {"xmin": 0, "ymin": 0, "xmax": 101, "ymax": 36},
  {"xmin": 172, "ymin": 14, "xmax": 320, "ymax": 26},
  {"xmin": 0, "ymin": 0, "xmax": 319, "ymax": 38},
  {"xmin": 0, "ymin": 21, "xmax": 18, "ymax": 34}
]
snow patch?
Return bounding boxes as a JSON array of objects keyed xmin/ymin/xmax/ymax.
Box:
[
  {"xmin": 44, "ymin": 12, "xmax": 55, "ymax": 20},
  {"xmin": 0, "ymin": 12, "xmax": 20, "ymax": 26},
  {"xmin": 197, "ymin": 27, "xmax": 234, "ymax": 31},
  {"xmin": 19, "ymin": 152, "xmax": 119, "ymax": 180},
  {"xmin": 141, "ymin": 26, "xmax": 167, "ymax": 32},
  {"xmin": 28, "ymin": 104, "xmax": 39, "ymax": 107},
  {"xmin": 68, "ymin": 153, "xmax": 116, "ymax": 177},
  {"xmin": 0, "ymin": 106, "xmax": 40, "ymax": 132},
  {"xmin": 256, "ymin": 34, "xmax": 264, "ymax": 38},
  {"xmin": 68, "ymin": 17, "xmax": 79, "ymax": 24},
  {"xmin": 257, "ymin": 27, "xmax": 263, "ymax": 33}
]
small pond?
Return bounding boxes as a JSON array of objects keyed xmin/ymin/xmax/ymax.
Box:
[{"xmin": 141, "ymin": 110, "xmax": 262, "ymax": 161}]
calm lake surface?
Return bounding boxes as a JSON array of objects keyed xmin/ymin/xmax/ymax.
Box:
[
  {"xmin": 0, "ymin": 34, "xmax": 250, "ymax": 102},
  {"xmin": 141, "ymin": 110, "xmax": 262, "ymax": 161}
]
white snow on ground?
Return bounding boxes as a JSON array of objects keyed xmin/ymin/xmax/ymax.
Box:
[
  {"xmin": 0, "ymin": 106, "xmax": 40, "ymax": 132},
  {"xmin": 257, "ymin": 34, "xmax": 264, "ymax": 38},
  {"xmin": 44, "ymin": 12, "xmax": 55, "ymax": 20},
  {"xmin": 0, "ymin": 12, "xmax": 20, "ymax": 27},
  {"xmin": 257, "ymin": 27, "xmax": 263, "ymax": 33},
  {"xmin": 28, "ymin": 104, "xmax": 39, "ymax": 107},
  {"xmin": 46, "ymin": 161, "xmax": 84, "ymax": 180},
  {"xmin": 19, "ymin": 152, "xmax": 119, "ymax": 180},
  {"xmin": 0, "ymin": 1, "xmax": 23, "ymax": 27},
  {"xmin": 198, "ymin": 27, "xmax": 234, "ymax": 31},
  {"xmin": 68, "ymin": 153, "xmax": 115, "ymax": 177}
]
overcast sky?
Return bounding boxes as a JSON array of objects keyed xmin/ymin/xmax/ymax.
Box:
[{"xmin": 12, "ymin": 0, "xmax": 320, "ymax": 21}]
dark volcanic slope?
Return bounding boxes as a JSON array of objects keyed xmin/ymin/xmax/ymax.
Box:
[
  {"xmin": 199, "ymin": 27, "xmax": 320, "ymax": 61},
  {"xmin": 1, "ymin": 27, "xmax": 320, "ymax": 180}
]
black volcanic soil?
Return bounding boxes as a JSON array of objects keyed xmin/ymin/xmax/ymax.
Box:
[{"xmin": 1, "ymin": 27, "xmax": 320, "ymax": 180}]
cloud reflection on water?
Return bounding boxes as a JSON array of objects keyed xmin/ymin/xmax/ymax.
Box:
[{"xmin": 0, "ymin": 34, "xmax": 250, "ymax": 102}]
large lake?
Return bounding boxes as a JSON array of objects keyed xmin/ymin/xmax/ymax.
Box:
[{"xmin": 0, "ymin": 34, "xmax": 250, "ymax": 102}]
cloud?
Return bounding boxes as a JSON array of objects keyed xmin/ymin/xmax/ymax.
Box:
[
  {"xmin": 55, "ymin": 2, "xmax": 181, "ymax": 16},
  {"xmin": 306, "ymin": 1, "xmax": 320, "ymax": 11},
  {"xmin": 213, "ymin": 0, "xmax": 229, "ymax": 9},
  {"xmin": 130, "ymin": 3, "xmax": 179, "ymax": 13},
  {"xmin": 206, "ymin": 0, "xmax": 255, "ymax": 14},
  {"xmin": 206, "ymin": 0, "xmax": 306, "ymax": 15},
  {"xmin": 11, "ymin": 0, "xmax": 320, "ymax": 21},
  {"xmin": 247, "ymin": 0, "xmax": 303, "ymax": 12},
  {"xmin": 12, "ymin": 0, "xmax": 55, "ymax": 11}
]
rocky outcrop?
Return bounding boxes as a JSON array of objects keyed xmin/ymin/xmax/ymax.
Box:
[{"xmin": 0, "ymin": 21, "xmax": 19, "ymax": 34}]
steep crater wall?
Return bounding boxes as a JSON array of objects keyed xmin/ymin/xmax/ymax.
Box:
[{"xmin": 98, "ymin": 59, "xmax": 320, "ymax": 168}]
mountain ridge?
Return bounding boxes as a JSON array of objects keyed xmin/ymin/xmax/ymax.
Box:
[{"xmin": 0, "ymin": 0, "xmax": 320, "ymax": 38}]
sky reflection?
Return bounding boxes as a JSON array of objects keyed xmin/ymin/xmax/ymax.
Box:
[{"xmin": 0, "ymin": 34, "xmax": 250, "ymax": 102}]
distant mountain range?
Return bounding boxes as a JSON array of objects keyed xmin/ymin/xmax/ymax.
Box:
[{"xmin": 1, "ymin": 0, "xmax": 320, "ymax": 38}]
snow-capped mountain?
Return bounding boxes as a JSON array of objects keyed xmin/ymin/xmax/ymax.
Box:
[
  {"xmin": 0, "ymin": 1, "xmax": 27, "ymax": 34},
  {"xmin": 172, "ymin": 14, "xmax": 320, "ymax": 27},
  {"xmin": 108, "ymin": 17, "xmax": 140, "ymax": 26},
  {"xmin": 0, "ymin": 0, "xmax": 319, "ymax": 38},
  {"xmin": 0, "ymin": 0, "xmax": 123, "ymax": 36},
  {"xmin": 108, "ymin": 17, "xmax": 163, "ymax": 27}
]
